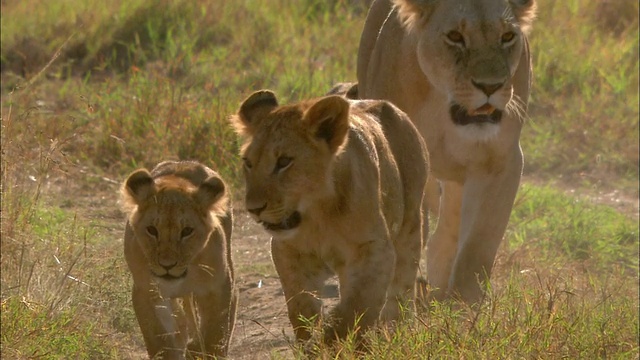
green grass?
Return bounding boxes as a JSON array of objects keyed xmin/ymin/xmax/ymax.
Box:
[
  {"xmin": 1, "ymin": 201, "xmax": 136, "ymax": 358},
  {"xmin": 509, "ymin": 184, "xmax": 638, "ymax": 268},
  {"xmin": 524, "ymin": 0, "xmax": 639, "ymax": 189},
  {"xmin": 283, "ymin": 182, "xmax": 639, "ymax": 358},
  {"xmin": 280, "ymin": 263, "xmax": 638, "ymax": 359},
  {"xmin": 1, "ymin": 296, "xmax": 104, "ymax": 358},
  {"xmin": 1, "ymin": 0, "xmax": 638, "ymax": 358}
]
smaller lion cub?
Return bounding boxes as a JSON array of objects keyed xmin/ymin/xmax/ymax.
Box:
[
  {"xmin": 231, "ymin": 90, "xmax": 429, "ymax": 346},
  {"xmin": 121, "ymin": 160, "xmax": 237, "ymax": 359}
]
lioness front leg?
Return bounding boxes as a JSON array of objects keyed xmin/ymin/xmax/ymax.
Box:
[
  {"xmin": 271, "ymin": 239, "xmax": 329, "ymax": 341},
  {"xmin": 449, "ymin": 155, "xmax": 522, "ymax": 303},
  {"xmin": 426, "ymin": 181, "xmax": 463, "ymax": 301},
  {"xmin": 325, "ymin": 240, "xmax": 395, "ymax": 343}
]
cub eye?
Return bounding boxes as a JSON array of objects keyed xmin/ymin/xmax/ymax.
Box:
[
  {"xmin": 181, "ymin": 227, "xmax": 194, "ymax": 238},
  {"xmin": 274, "ymin": 156, "xmax": 293, "ymax": 173},
  {"xmin": 446, "ymin": 31, "xmax": 465, "ymax": 45},
  {"xmin": 242, "ymin": 157, "xmax": 253, "ymax": 170},
  {"xmin": 146, "ymin": 226, "xmax": 158, "ymax": 237},
  {"xmin": 501, "ymin": 31, "xmax": 516, "ymax": 44}
]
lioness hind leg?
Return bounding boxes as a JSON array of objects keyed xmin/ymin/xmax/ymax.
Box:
[
  {"xmin": 426, "ymin": 181, "xmax": 462, "ymax": 301},
  {"xmin": 271, "ymin": 240, "xmax": 328, "ymax": 341}
]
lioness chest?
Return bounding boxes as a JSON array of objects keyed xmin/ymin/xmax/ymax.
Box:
[{"xmin": 415, "ymin": 104, "xmax": 520, "ymax": 180}]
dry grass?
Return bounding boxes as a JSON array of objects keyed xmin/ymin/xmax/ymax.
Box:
[{"xmin": 1, "ymin": 0, "xmax": 638, "ymax": 358}]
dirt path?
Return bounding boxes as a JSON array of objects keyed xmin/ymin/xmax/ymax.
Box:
[
  {"xmin": 49, "ymin": 173, "xmax": 305, "ymax": 359},
  {"xmin": 227, "ymin": 211, "xmax": 295, "ymax": 359},
  {"xmin": 522, "ymin": 175, "xmax": 639, "ymax": 219},
  {"xmin": 226, "ymin": 209, "xmax": 339, "ymax": 359},
  {"xmin": 42, "ymin": 171, "xmax": 638, "ymax": 359}
]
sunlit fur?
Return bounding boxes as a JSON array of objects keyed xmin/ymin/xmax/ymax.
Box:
[
  {"xmin": 121, "ymin": 161, "xmax": 237, "ymax": 359},
  {"xmin": 358, "ymin": 0, "xmax": 536, "ymax": 303},
  {"xmin": 231, "ymin": 91, "xmax": 429, "ymax": 346}
]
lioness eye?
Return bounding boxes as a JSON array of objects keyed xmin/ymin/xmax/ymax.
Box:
[
  {"xmin": 146, "ymin": 226, "xmax": 158, "ymax": 237},
  {"xmin": 275, "ymin": 156, "xmax": 293, "ymax": 173},
  {"xmin": 181, "ymin": 227, "xmax": 194, "ymax": 238},
  {"xmin": 446, "ymin": 31, "xmax": 465, "ymax": 45},
  {"xmin": 501, "ymin": 31, "xmax": 516, "ymax": 44},
  {"xmin": 242, "ymin": 157, "xmax": 252, "ymax": 170}
]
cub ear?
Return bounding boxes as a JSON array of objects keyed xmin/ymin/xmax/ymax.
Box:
[
  {"xmin": 303, "ymin": 95, "xmax": 350, "ymax": 154},
  {"xmin": 195, "ymin": 175, "xmax": 228, "ymax": 214},
  {"xmin": 509, "ymin": 0, "xmax": 537, "ymax": 34},
  {"xmin": 122, "ymin": 169, "xmax": 156, "ymax": 209},
  {"xmin": 230, "ymin": 90, "xmax": 279, "ymax": 136},
  {"xmin": 393, "ymin": 0, "xmax": 437, "ymax": 31}
]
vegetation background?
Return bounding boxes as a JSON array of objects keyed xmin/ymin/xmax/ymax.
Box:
[{"xmin": 1, "ymin": 0, "xmax": 638, "ymax": 358}]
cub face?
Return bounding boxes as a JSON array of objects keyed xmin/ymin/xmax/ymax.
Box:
[
  {"xmin": 230, "ymin": 91, "xmax": 350, "ymax": 237},
  {"xmin": 122, "ymin": 169, "xmax": 226, "ymax": 279}
]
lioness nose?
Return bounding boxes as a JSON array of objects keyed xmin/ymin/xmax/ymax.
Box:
[
  {"xmin": 472, "ymin": 80, "xmax": 503, "ymax": 96},
  {"xmin": 247, "ymin": 203, "xmax": 267, "ymax": 216}
]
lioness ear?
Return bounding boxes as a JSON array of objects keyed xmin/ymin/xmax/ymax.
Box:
[
  {"xmin": 326, "ymin": 82, "xmax": 359, "ymax": 100},
  {"xmin": 304, "ymin": 95, "xmax": 350, "ymax": 154},
  {"xmin": 230, "ymin": 90, "xmax": 278, "ymax": 136},
  {"xmin": 122, "ymin": 169, "xmax": 156, "ymax": 207},
  {"xmin": 195, "ymin": 175, "xmax": 227, "ymax": 214},
  {"xmin": 394, "ymin": 0, "xmax": 437, "ymax": 31},
  {"xmin": 509, "ymin": 0, "xmax": 537, "ymax": 35}
]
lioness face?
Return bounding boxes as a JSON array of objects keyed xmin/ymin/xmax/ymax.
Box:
[
  {"xmin": 123, "ymin": 171, "xmax": 226, "ymax": 280},
  {"xmin": 231, "ymin": 91, "xmax": 349, "ymax": 237},
  {"xmin": 404, "ymin": 0, "xmax": 534, "ymax": 136}
]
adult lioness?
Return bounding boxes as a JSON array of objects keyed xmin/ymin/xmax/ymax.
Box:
[
  {"xmin": 230, "ymin": 91, "xmax": 428, "ymax": 344},
  {"xmin": 357, "ymin": 0, "xmax": 536, "ymax": 303},
  {"xmin": 121, "ymin": 160, "xmax": 237, "ymax": 359}
]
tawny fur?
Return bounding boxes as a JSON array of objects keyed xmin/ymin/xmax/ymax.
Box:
[
  {"xmin": 230, "ymin": 91, "xmax": 429, "ymax": 345},
  {"xmin": 121, "ymin": 160, "xmax": 237, "ymax": 359},
  {"xmin": 357, "ymin": 0, "xmax": 536, "ymax": 303}
]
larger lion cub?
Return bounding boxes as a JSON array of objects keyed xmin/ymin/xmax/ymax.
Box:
[
  {"xmin": 121, "ymin": 160, "xmax": 237, "ymax": 359},
  {"xmin": 231, "ymin": 91, "xmax": 429, "ymax": 344}
]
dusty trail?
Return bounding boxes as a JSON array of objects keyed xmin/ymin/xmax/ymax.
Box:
[
  {"xmin": 44, "ymin": 173, "xmax": 638, "ymax": 359},
  {"xmin": 227, "ymin": 211, "xmax": 294, "ymax": 359}
]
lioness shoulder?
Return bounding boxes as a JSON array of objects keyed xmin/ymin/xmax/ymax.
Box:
[
  {"xmin": 121, "ymin": 160, "xmax": 237, "ymax": 359},
  {"xmin": 230, "ymin": 90, "xmax": 428, "ymax": 346}
]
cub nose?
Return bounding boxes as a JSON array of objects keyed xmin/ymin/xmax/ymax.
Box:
[
  {"xmin": 159, "ymin": 259, "xmax": 177, "ymax": 270},
  {"xmin": 247, "ymin": 203, "xmax": 267, "ymax": 216},
  {"xmin": 472, "ymin": 80, "xmax": 503, "ymax": 96}
]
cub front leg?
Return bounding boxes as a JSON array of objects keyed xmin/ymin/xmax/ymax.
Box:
[
  {"xmin": 188, "ymin": 281, "xmax": 237, "ymax": 358},
  {"xmin": 271, "ymin": 239, "xmax": 329, "ymax": 341},
  {"xmin": 326, "ymin": 240, "xmax": 395, "ymax": 343},
  {"xmin": 132, "ymin": 285, "xmax": 188, "ymax": 359}
]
